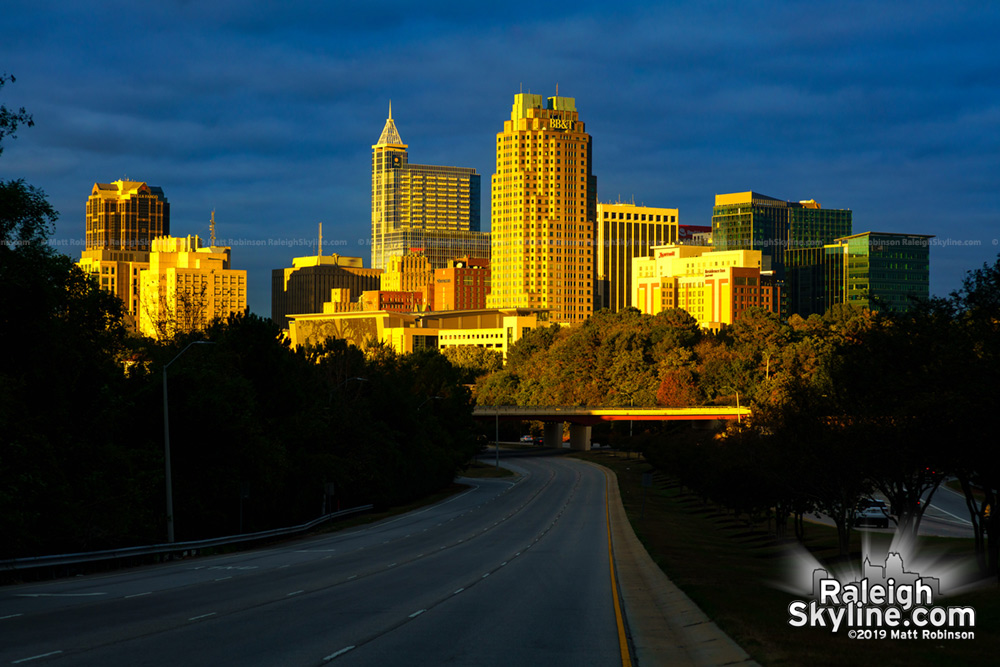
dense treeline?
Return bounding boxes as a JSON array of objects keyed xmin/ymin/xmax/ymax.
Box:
[
  {"xmin": 476, "ymin": 261, "xmax": 1000, "ymax": 572},
  {"xmin": 0, "ymin": 81, "xmax": 479, "ymax": 559}
]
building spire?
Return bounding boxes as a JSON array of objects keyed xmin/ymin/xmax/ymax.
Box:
[{"xmin": 375, "ymin": 100, "xmax": 404, "ymax": 147}]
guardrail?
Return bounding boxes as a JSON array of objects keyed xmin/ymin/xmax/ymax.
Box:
[{"xmin": 0, "ymin": 504, "xmax": 374, "ymax": 573}]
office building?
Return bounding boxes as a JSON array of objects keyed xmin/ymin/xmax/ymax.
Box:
[
  {"xmin": 139, "ymin": 235, "xmax": 246, "ymax": 340},
  {"xmin": 86, "ymin": 179, "xmax": 170, "ymax": 252},
  {"xmin": 841, "ymin": 232, "xmax": 932, "ymax": 312},
  {"xmin": 596, "ymin": 202, "xmax": 679, "ymax": 311},
  {"xmin": 370, "ymin": 104, "xmax": 488, "ymax": 271},
  {"xmin": 271, "ymin": 253, "xmax": 382, "ymax": 328},
  {"xmin": 712, "ymin": 192, "xmax": 852, "ymax": 277},
  {"xmin": 486, "ymin": 92, "xmax": 597, "ymax": 324}
]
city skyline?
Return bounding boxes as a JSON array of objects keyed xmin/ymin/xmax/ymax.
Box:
[{"xmin": 4, "ymin": 2, "xmax": 999, "ymax": 316}]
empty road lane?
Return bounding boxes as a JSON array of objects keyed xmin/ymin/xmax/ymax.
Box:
[{"xmin": 1, "ymin": 456, "xmax": 624, "ymax": 666}]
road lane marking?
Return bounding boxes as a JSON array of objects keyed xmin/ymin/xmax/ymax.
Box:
[
  {"xmin": 1, "ymin": 613, "xmax": 24, "ymax": 620},
  {"xmin": 125, "ymin": 592, "xmax": 151, "ymax": 599},
  {"xmin": 324, "ymin": 646, "xmax": 355, "ymax": 661},
  {"xmin": 453, "ymin": 588, "xmax": 465, "ymax": 594},
  {"xmin": 287, "ymin": 590, "xmax": 304, "ymax": 597},
  {"xmin": 12, "ymin": 651, "xmax": 63, "ymax": 663},
  {"xmin": 188, "ymin": 612, "xmax": 216, "ymax": 621},
  {"xmin": 409, "ymin": 609, "xmax": 426, "ymax": 618},
  {"xmin": 215, "ymin": 577, "xmax": 232, "ymax": 581},
  {"xmin": 603, "ymin": 467, "xmax": 633, "ymax": 667},
  {"xmin": 16, "ymin": 593, "xmax": 106, "ymax": 597},
  {"xmin": 348, "ymin": 575, "xmax": 358, "ymax": 580}
]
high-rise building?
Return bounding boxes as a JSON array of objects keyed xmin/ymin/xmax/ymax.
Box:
[
  {"xmin": 785, "ymin": 231, "xmax": 932, "ymax": 317},
  {"xmin": 271, "ymin": 253, "xmax": 382, "ymax": 328},
  {"xmin": 78, "ymin": 249, "xmax": 150, "ymax": 328},
  {"xmin": 486, "ymin": 93, "xmax": 597, "ymax": 324},
  {"xmin": 841, "ymin": 232, "xmax": 932, "ymax": 312},
  {"xmin": 370, "ymin": 104, "xmax": 487, "ymax": 271},
  {"xmin": 86, "ymin": 179, "xmax": 170, "ymax": 252},
  {"xmin": 712, "ymin": 192, "xmax": 852, "ymax": 278},
  {"xmin": 596, "ymin": 202, "xmax": 679, "ymax": 311},
  {"xmin": 139, "ymin": 235, "xmax": 246, "ymax": 340}
]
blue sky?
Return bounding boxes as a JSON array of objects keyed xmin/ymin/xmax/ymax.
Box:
[{"xmin": 3, "ymin": 1, "xmax": 999, "ymax": 316}]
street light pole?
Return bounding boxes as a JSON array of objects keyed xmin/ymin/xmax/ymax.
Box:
[
  {"xmin": 495, "ymin": 407, "xmax": 500, "ymax": 468},
  {"xmin": 163, "ymin": 340, "xmax": 215, "ymax": 543}
]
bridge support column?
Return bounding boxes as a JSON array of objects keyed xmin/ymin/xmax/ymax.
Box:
[
  {"xmin": 543, "ymin": 421, "xmax": 563, "ymax": 449},
  {"xmin": 569, "ymin": 423, "xmax": 592, "ymax": 451}
]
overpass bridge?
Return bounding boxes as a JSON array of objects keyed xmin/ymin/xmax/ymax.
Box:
[{"xmin": 472, "ymin": 405, "xmax": 750, "ymax": 450}]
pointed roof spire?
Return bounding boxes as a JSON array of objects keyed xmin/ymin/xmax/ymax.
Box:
[{"xmin": 375, "ymin": 101, "xmax": 405, "ymax": 147}]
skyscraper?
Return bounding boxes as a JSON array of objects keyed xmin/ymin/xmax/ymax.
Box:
[
  {"xmin": 596, "ymin": 202, "xmax": 679, "ymax": 311},
  {"xmin": 486, "ymin": 93, "xmax": 597, "ymax": 324},
  {"xmin": 711, "ymin": 192, "xmax": 852, "ymax": 277},
  {"xmin": 370, "ymin": 104, "xmax": 487, "ymax": 271},
  {"xmin": 86, "ymin": 179, "xmax": 170, "ymax": 252}
]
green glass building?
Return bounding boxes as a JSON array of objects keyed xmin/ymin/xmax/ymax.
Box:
[
  {"xmin": 840, "ymin": 232, "xmax": 932, "ymax": 312},
  {"xmin": 712, "ymin": 191, "xmax": 853, "ymax": 278}
]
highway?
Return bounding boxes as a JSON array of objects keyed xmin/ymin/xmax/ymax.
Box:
[{"xmin": 0, "ymin": 456, "xmax": 625, "ymax": 666}]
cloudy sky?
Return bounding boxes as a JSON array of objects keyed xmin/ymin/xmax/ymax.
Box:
[{"xmin": 3, "ymin": 1, "xmax": 998, "ymax": 316}]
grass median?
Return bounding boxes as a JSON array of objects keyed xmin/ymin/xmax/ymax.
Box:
[{"xmin": 574, "ymin": 450, "xmax": 999, "ymax": 666}]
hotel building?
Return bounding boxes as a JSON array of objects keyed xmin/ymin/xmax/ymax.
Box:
[
  {"xmin": 371, "ymin": 104, "xmax": 488, "ymax": 271},
  {"xmin": 434, "ymin": 257, "xmax": 491, "ymax": 311},
  {"xmin": 596, "ymin": 202, "xmax": 679, "ymax": 311},
  {"xmin": 486, "ymin": 93, "xmax": 597, "ymax": 324},
  {"xmin": 138, "ymin": 235, "xmax": 246, "ymax": 340},
  {"xmin": 633, "ymin": 245, "xmax": 779, "ymax": 329}
]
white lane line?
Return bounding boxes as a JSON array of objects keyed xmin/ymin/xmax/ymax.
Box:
[
  {"xmin": 188, "ymin": 612, "xmax": 216, "ymax": 621},
  {"xmin": 324, "ymin": 645, "xmax": 355, "ymax": 661},
  {"xmin": 16, "ymin": 593, "xmax": 106, "ymax": 598},
  {"xmin": 482, "ymin": 573, "xmax": 490, "ymax": 578},
  {"xmin": 453, "ymin": 588, "xmax": 465, "ymax": 594},
  {"xmin": 287, "ymin": 590, "xmax": 304, "ymax": 597},
  {"xmin": 125, "ymin": 592, "xmax": 151, "ymax": 599},
  {"xmin": 215, "ymin": 577, "xmax": 232, "ymax": 581},
  {"xmin": 297, "ymin": 548, "xmax": 336, "ymax": 552},
  {"xmin": 387, "ymin": 563, "xmax": 397, "ymax": 568},
  {"xmin": 1, "ymin": 613, "xmax": 24, "ymax": 620},
  {"xmin": 347, "ymin": 575, "xmax": 358, "ymax": 580},
  {"xmin": 12, "ymin": 650, "xmax": 63, "ymax": 663},
  {"xmin": 409, "ymin": 609, "xmax": 426, "ymax": 618}
]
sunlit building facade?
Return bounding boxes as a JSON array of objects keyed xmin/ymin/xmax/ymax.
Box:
[
  {"xmin": 486, "ymin": 93, "xmax": 597, "ymax": 324},
  {"xmin": 434, "ymin": 257, "xmax": 491, "ymax": 311},
  {"xmin": 841, "ymin": 232, "xmax": 932, "ymax": 312},
  {"xmin": 632, "ymin": 245, "xmax": 778, "ymax": 329},
  {"xmin": 371, "ymin": 104, "xmax": 487, "ymax": 271},
  {"xmin": 139, "ymin": 235, "xmax": 246, "ymax": 339},
  {"xmin": 288, "ymin": 307, "xmax": 545, "ymax": 359},
  {"xmin": 271, "ymin": 253, "xmax": 382, "ymax": 328},
  {"xmin": 712, "ymin": 192, "xmax": 852, "ymax": 277},
  {"xmin": 596, "ymin": 202, "xmax": 679, "ymax": 311},
  {"xmin": 86, "ymin": 180, "xmax": 170, "ymax": 252},
  {"xmin": 78, "ymin": 249, "xmax": 150, "ymax": 328}
]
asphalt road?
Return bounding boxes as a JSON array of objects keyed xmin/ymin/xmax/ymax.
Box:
[{"xmin": 0, "ymin": 456, "xmax": 624, "ymax": 666}]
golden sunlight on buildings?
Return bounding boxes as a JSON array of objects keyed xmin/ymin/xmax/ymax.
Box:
[
  {"xmin": 287, "ymin": 307, "xmax": 543, "ymax": 359},
  {"xmin": 596, "ymin": 201, "xmax": 679, "ymax": 311},
  {"xmin": 632, "ymin": 245, "xmax": 780, "ymax": 329},
  {"xmin": 486, "ymin": 93, "xmax": 597, "ymax": 324},
  {"xmin": 138, "ymin": 235, "xmax": 246, "ymax": 340},
  {"xmin": 86, "ymin": 179, "xmax": 169, "ymax": 252}
]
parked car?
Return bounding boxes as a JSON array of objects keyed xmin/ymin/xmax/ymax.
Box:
[
  {"xmin": 520, "ymin": 435, "xmax": 534, "ymax": 443},
  {"xmin": 853, "ymin": 499, "xmax": 890, "ymax": 528}
]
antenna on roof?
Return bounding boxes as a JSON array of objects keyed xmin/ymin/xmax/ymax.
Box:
[
  {"xmin": 318, "ymin": 222, "xmax": 323, "ymax": 256},
  {"xmin": 388, "ymin": 100, "xmax": 392, "ymax": 120},
  {"xmin": 556, "ymin": 82, "xmax": 559, "ymax": 96},
  {"xmin": 209, "ymin": 210, "xmax": 216, "ymax": 246}
]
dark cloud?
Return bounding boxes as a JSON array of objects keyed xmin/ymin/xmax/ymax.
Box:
[{"xmin": 3, "ymin": 0, "xmax": 999, "ymax": 316}]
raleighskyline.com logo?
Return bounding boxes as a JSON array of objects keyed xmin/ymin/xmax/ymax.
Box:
[{"xmin": 787, "ymin": 553, "xmax": 976, "ymax": 639}]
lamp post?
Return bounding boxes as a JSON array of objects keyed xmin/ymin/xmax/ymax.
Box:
[
  {"xmin": 417, "ymin": 396, "xmax": 443, "ymax": 411},
  {"xmin": 495, "ymin": 406, "xmax": 500, "ymax": 468},
  {"xmin": 163, "ymin": 341, "xmax": 215, "ymax": 543},
  {"xmin": 722, "ymin": 385, "xmax": 741, "ymax": 423}
]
